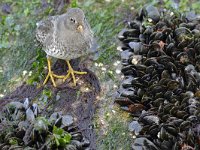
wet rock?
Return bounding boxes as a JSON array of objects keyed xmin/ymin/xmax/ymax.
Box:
[
  {"xmin": 129, "ymin": 120, "xmax": 142, "ymax": 135},
  {"xmin": 117, "ymin": 5, "xmax": 200, "ymax": 149},
  {"xmin": 132, "ymin": 137, "xmax": 159, "ymax": 150}
]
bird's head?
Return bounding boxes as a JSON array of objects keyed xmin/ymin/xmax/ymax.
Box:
[{"xmin": 64, "ymin": 8, "xmax": 86, "ymax": 33}]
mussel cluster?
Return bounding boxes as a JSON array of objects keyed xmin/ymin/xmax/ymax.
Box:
[
  {"xmin": 116, "ymin": 5, "xmax": 200, "ymax": 150},
  {"xmin": 0, "ymin": 99, "xmax": 89, "ymax": 150}
]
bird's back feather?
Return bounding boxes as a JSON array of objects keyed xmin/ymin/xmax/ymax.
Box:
[{"xmin": 35, "ymin": 16, "xmax": 57, "ymax": 44}]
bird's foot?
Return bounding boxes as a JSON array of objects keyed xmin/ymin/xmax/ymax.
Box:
[
  {"xmin": 63, "ymin": 61, "xmax": 87, "ymax": 86},
  {"xmin": 43, "ymin": 57, "xmax": 65, "ymax": 87},
  {"xmin": 43, "ymin": 71, "xmax": 65, "ymax": 87}
]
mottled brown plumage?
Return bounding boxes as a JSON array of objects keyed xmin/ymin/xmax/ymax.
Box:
[
  {"xmin": 35, "ymin": 8, "xmax": 94, "ymax": 87},
  {"xmin": 36, "ymin": 8, "xmax": 93, "ymax": 60}
]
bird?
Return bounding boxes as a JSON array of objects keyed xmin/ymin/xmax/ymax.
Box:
[{"xmin": 35, "ymin": 8, "xmax": 94, "ymax": 87}]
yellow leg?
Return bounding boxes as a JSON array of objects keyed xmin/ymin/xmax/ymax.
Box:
[
  {"xmin": 63, "ymin": 61, "xmax": 87, "ymax": 86},
  {"xmin": 43, "ymin": 58, "xmax": 65, "ymax": 87}
]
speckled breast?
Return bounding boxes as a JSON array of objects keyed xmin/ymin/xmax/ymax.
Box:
[{"xmin": 44, "ymin": 39, "xmax": 88, "ymax": 60}]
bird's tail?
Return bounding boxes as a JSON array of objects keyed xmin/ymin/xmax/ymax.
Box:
[{"xmin": 88, "ymin": 38, "xmax": 99, "ymax": 61}]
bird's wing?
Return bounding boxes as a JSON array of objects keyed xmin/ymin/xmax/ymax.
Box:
[
  {"xmin": 35, "ymin": 16, "xmax": 57, "ymax": 44},
  {"xmin": 87, "ymin": 38, "xmax": 99, "ymax": 60}
]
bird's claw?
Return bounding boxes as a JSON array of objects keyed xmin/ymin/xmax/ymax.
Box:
[
  {"xmin": 63, "ymin": 68, "xmax": 87, "ymax": 86},
  {"xmin": 63, "ymin": 61, "xmax": 87, "ymax": 86},
  {"xmin": 43, "ymin": 71, "xmax": 65, "ymax": 87}
]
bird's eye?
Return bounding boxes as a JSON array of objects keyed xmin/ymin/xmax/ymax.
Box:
[{"xmin": 70, "ymin": 18, "xmax": 76, "ymax": 23}]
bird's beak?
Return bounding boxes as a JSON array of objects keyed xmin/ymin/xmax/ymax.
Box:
[{"xmin": 77, "ymin": 24, "xmax": 83, "ymax": 32}]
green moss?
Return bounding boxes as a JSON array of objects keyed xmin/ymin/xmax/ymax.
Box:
[
  {"xmin": 96, "ymin": 106, "xmax": 132, "ymax": 150},
  {"xmin": 0, "ymin": 0, "xmax": 50, "ymax": 93}
]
